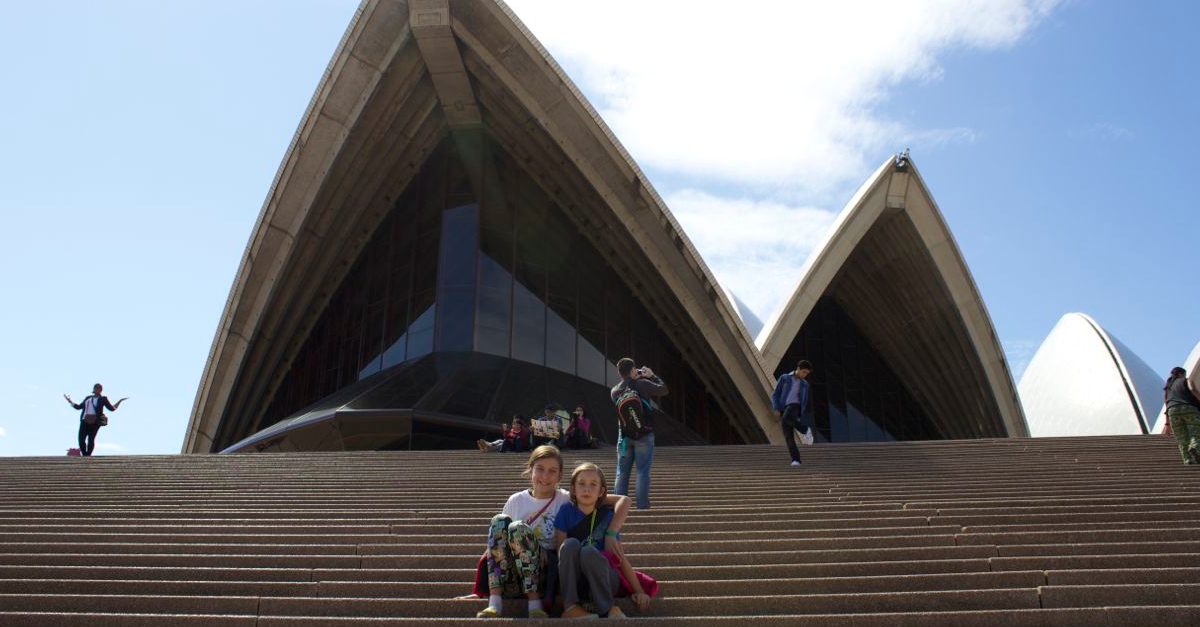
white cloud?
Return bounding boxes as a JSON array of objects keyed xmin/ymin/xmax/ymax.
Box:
[
  {"xmin": 506, "ymin": 0, "xmax": 1060, "ymax": 319},
  {"xmin": 666, "ymin": 189, "xmax": 836, "ymax": 319},
  {"xmin": 0, "ymin": 426, "xmax": 6, "ymax": 437},
  {"xmin": 508, "ymin": 0, "xmax": 1058, "ymax": 196},
  {"xmin": 96, "ymin": 442, "xmax": 125, "ymax": 452},
  {"xmin": 1070, "ymin": 121, "xmax": 1135, "ymax": 141}
]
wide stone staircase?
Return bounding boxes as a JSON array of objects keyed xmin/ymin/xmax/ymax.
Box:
[{"xmin": 0, "ymin": 436, "xmax": 1198, "ymax": 625}]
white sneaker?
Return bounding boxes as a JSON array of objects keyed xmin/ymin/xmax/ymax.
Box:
[
  {"xmin": 790, "ymin": 460, "xmax": 801, "ymax": 467},
  {"xmin": 800, "ymin": 428, "xmax": 814, "ymax": 446}
]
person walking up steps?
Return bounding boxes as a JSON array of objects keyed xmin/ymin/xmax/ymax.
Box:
[
  {"xmin": 772, "ymin": 360, "xmax": 814, "ymax": 466},
  {"xmin": 1164, "ymin": 366, "xmax": 1200, "ymax": 464},
  {"xmin": 64, "ymin": 383, "xmax": 126, "ymax": 457}
]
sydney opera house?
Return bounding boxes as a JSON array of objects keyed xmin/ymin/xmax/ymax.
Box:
[
  {"xmin": 1020, "ymin": 313, "xmax": 1164, "ymax": 437},
  {"xmin": 183, "ymin": 0, "xmax": 1186, "ymax": 454}
]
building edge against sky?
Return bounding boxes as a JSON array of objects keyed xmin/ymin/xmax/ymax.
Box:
[
  {"xmin": 757, "ymin": 155, "xmax": 1027, "ymax": 442},
  {"xmin": 183, "ymin": 0, "xmax": 1038, "ymax": 454},
  {"xmin": 1020, "ymin": 313, "xmax": 1164, "ymax": 437},
  {"xmin": 182, "ymin": 0, "xmax": 777, "ymax": 454}
]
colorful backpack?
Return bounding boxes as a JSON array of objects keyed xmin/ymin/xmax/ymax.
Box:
[{"xmin": 613, "ymin": 382, "xmax": 654, "ymax": 440}]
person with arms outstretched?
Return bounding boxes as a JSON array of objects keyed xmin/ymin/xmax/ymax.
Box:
[{"xmin": 65, "ymin": 383, "xmax": 126, "ymax": 457}]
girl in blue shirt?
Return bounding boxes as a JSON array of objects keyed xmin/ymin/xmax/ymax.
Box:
[{"xmin": 553, "ymin": 462, "xmax": 652, "ymax": 618}]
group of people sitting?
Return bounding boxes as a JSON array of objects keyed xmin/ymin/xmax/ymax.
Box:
[
  {"xmin": 473, "ymin": 445, "xmax": 655, "ymax": 619},
  {"xmin": 477, "ymin": 403, "xmax": 595, "ymax": 453}
]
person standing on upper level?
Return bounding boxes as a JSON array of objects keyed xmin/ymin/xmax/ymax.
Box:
[
  {"xmin": 772, "ymin": 359, "xmax": 814, "ymax": 467},
  {"xmin": 64, "ymin": 383, "xmax": 127, "ymax": 457}
]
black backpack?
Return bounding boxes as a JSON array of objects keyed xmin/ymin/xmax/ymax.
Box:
[{"xmin": 612, "ymin": 381, "xmax": 654, "ymax": 440}]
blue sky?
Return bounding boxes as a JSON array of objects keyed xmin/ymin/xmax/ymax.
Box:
[{"xmin": 0, "ymin": 0, "xmax": 1195, "ymax": 456}]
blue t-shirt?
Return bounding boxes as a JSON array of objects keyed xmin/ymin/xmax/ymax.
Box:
[{"xmin": 553, "ymin": 503, "xmax": 614, "ymax": 548}]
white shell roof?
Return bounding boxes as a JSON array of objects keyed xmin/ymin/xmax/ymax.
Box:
[
  {"xmin": 1019, "ymin": 313, "xmax": 1161, "ymax": 436},
  {"xmin": 721, "ymin": 286, "xmax": 764, "ymax": 340}
]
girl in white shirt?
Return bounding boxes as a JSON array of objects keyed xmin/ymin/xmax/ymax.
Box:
[{"xmin": 476, "ymin": 445, "xmax": 631, "ymax": 618}]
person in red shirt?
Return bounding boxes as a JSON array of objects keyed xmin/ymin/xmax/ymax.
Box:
[{"xmin": 478, "ymin": 416, "xmax": 532, "ymax": 453}]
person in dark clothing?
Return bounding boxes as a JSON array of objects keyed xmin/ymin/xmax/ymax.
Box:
[
  {"xmin": 610, "ymin": 358, "xmax": 668, "ymax": 510},
  {"xmin": 1163, "ymin": 367, "xmax": 1200, "ymax": 464},
  {"xmin": 64, "ymin": 383, "xmax": 127, "ymax": 457},
  {"xmin": 771, "ymin": 360, "xmax": 814, "ymax": 466},
  {"xmin": 564, "ymin": 405, "xmax": 593, "ymax": 450}
]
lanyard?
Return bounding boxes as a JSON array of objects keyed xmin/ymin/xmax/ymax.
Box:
[{"xmin": 584, "ymin": 509, "xmax": 598, "ymax": 547}]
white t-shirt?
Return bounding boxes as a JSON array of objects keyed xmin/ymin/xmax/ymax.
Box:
[
  {"xmin": 83, "ymin": 396, "xmax": 99, "ymax": 417},
  {"xmin": 502, "ymin": 488, "xmax": 570, "ymax": 550}
]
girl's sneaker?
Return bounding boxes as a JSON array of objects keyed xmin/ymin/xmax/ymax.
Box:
[
  {"xmin": 605, "ymin": 606, "xmax": 627, "ymax": 618},
  {"xmin": 475, "ymin": 606, "xmax": 501, "ymax": 618},
  {"xmin": 528, "ymin": 607, "xmax": 550, "ymax": 618},
  {"xmin": 562, "ymin": 605, "xmax": 598, "ymax": 619}
]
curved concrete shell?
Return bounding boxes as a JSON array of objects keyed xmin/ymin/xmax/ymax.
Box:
[
  {"xmin": 722, "ymin": 286, "xmax": 764, "ymax": 341},
  {"xmin": 1020, "ymin": 313, "xmax": 1161, "ymax": 436},
  {"xmin": 758, "ymin": 156, "xmax": 1027, "ymax": 440},
  {"xmin": 1152, "ymin": 339, "xmax": 1200, "ymax": 434},
  {"xmin": 183, "ymin": 0, "xmax": 775, "ymax": 453}
]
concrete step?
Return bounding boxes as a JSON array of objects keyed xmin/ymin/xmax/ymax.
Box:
[
  {"xmin": 2, "ymin": 607, "xmax": 1200, "ymax": 627},
  {"xmin": 0, "ymin": 437, "xmax": 1195, "ymax": 623}
]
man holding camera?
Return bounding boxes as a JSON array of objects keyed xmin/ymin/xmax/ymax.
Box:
[{"xmin": 610, "ymin": 357, "xmax": 668, "ymax": 510}]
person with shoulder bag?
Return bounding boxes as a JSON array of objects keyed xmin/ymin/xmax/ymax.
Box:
[
  {"xmin": 610, "ymin": 358, "xmax": 668, "ymax": 510},
  {"xmin": 1164, "ymin": 366, "xmax": 1200, "ymax": 464},
  {"xmin": 64, "ymin": 383, "xmax": 127, "ymax": 457}
]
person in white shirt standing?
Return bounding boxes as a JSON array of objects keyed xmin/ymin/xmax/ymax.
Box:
[{"xmin": 64, "ymin": 383, "xmax": 127, "ymax": 457}]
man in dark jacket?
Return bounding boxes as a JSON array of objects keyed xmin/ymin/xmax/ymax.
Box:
[
  {"xmin": 64, "ymin": 383, "xmax": 127, "ymax": 457},
  {"xmin": 771, "ymin": 360, "xmax": 814, "ymax": 466},
  {"xmin": 610, "ymin": 357, "xmax": 668, "ymax": 509}
]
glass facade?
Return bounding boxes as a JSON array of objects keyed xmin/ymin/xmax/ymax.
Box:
[
  {"xmin": 260, "ymin": 134, "xmax": 739, "ymax": 446},
  {"xmin": 774, "ymin": 296, "xmax": 942, "ymax": 443}
]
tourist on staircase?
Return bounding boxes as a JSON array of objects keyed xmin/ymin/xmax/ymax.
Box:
[
  {"xmin": 473, "ymin": 445, "xmax": 631, "ymax": 618},
  {"xmin": 532, "ymin": 403, "xmax": 569, "ymax": 447},
  {"xmin": 611, "ymin": 358, "xmax": 668, "ymax": 510},
  {"xmin": 478, "ymin": 416, "xmax": 532, "ymax": 453},
  {"xmin": 555, "ymin": 462, "xmax": 656, "ymax": 619},
  {"xmin": 64, "ymin": 383, "xmax": 126, "ymax": 457},
  {"xmin": 1164, "ymin": 366, "xmax": 1200, "ymax": 464},
  {"xmin": 772, "ymin": 359, "xmax": 815, "ymax": 466},
  {"xmin": 564, "ymin": 404, "xmax": 594, "ymax": 450}
]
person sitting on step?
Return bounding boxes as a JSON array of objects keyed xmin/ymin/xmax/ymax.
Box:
[
  {"xmin": 471, "ymin": 445, "xmax": 632, "ymax": 618},
  {"xmin": 477, "ymin": 416, "xmax": 532, "ymax": 453},
  {"xmin": 563, "ymin": 405, "xmax": 594, "ymax": 450},
  {"xmin": 554, "ymin": 462, "xmax": 656, "ymax": 619},
  {"xmin": 531, "ymin": 403, "xmax": 569, "ymax": 448}
]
